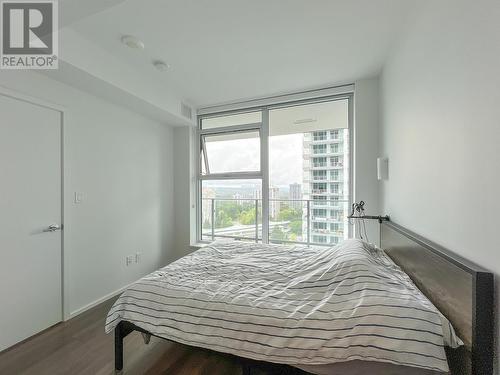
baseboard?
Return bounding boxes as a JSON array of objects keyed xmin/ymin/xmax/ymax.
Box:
[{"xmin": 66, "ymin": 282, "xmax": 133, "ymax": 321}]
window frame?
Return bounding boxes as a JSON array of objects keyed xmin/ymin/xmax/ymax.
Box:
[
  {"xmin": 196, "ymin": 93, "xmax": 354, "ymax": 245},
  {"xmin": 199, "ymin": 122, "xmax": 263, "ymax": 180}
]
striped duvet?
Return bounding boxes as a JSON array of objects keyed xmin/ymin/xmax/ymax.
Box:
[{"xmin": 105, "ymin": 239, "xmax": 462, "ymax": 373}]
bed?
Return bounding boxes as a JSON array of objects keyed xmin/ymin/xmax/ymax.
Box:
[{"xmin": 106, "ymin": 221, "xmax": 494, "ymax": 374}]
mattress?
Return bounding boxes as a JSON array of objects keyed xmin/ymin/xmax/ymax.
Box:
[{"xmin": 105, "ymin": 239, "xmax": 461, "ymax": 373}]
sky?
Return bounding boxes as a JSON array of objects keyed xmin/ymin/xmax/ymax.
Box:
[{"xmin": 205, "ymin": 133, "xmax": 303, "ymax": 188}]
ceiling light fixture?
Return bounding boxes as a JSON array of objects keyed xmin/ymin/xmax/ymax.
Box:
[
  {"xmin": 121, "ymin": 35, "xmax": 144, "ymax": 49},
  {"xmin": 152, "ymin": 60, "xmax": 171, "ymax": 72}
]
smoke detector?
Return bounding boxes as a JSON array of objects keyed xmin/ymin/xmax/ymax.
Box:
[
  {"xmin": 152, "ymin": 60, "xmax": 171, "ymax": 72},
  {"xmin": 121, "ymin": 35, "xmax": 144, "ymax": 49}
]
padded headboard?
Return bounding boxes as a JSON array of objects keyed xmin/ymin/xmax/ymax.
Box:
[{"xmin": 380, "ymin": 221, "xmax": 494, "ymax": 375}]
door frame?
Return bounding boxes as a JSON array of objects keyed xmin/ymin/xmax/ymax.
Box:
[{"xmin": 0, "ymin": 85, "xmax": 70, "ymax": 321}]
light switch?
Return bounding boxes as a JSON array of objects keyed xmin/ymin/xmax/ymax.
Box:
[{"xmin": 74, "ymin": 192, "xmax": 84, "ymax": 204}]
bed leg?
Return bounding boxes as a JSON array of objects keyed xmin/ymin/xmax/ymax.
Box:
[
  {"xmin": 241, "ymin": 360, "xmax": 251, "ymax": 375},
  {"xmin": 115, "ymin": 322, "xmax": 124, "ymax": 374},
  {"xmin": 141, "ymin": 332, "xmax": 151, "ymax": 344}
]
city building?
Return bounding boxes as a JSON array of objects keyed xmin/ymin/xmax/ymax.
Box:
[
  {"xmin": 289, "ymin": 183, "xmax": 302, "ymax": 210},
  {"xmin": 254, "ymin": 187, "xmax": 280, "ymax": 220},
  {"xmin": 232, "ymin": 192, "xmax": 245, "ymax": 205},
  {"xmin": 269, "ymin": 186, "xmax": 280, "ymax": 220},
  {"xmin": 302, "ymin": 129, "xmax": 349, "ymax": 244},
  {"xmin": 202, "ymin": 187, "xmax": 215, "ymax": 225}
]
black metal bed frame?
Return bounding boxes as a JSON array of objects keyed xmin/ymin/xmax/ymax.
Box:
[
  {"xmin": 114, "ymin": 221, "xmax": 495, "ymax": 375},
  {"xmin": 114, "ymin": 321, "xmax": 300, "ymax": 374}
]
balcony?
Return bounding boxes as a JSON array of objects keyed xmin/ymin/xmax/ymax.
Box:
[
  {"xmin": 312, "ymin": 163, "xmax": 328, "ymax": 169},
  {"xmin": 312, "ymin": 189, "xmax": 327, "ymax": 194},
  {"xmin": 311, "ymin": 175, "xmax": 327, "ymax": 181},
  {"xmin": 201, "ymin": 198, "xmax": 348, "ymax": 246},
  {"xmin": 330, "ymin": 162, "xmax": 344, "ymax": 168}
]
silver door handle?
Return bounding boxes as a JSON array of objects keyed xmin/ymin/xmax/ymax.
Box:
[{"xmin": 43, "ymin": 224, "xmax": 62, "ymax": 232}]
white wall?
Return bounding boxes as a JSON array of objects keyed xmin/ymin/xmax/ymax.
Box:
[
  {"xmin": 354, "ymin": 78, "xmax": 381, "ymax": 245},
  {"xmin": 379, "ymin": 0, "xmax": 500, "ymax": 370},
  {"xmin": 173, "ymin": 126, "xmax": 196, "ymax": 259},
  {"xmin": 0, "ymin": 70, "xmax": 175, "ymax": 317}
]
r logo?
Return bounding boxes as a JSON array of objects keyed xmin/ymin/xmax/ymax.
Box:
[
  {"xmin": 2, "ymin": 2, "xmax": 53, "ymax": 54},
  {"xmin": 0, "ymin": 0, "xmax": 58, "ymax": 69}
]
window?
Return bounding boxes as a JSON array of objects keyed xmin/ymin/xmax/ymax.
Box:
[
  {"xmin": 199, "ymin": 112, "xmax": 263, "ymax": 242},
  {"xmin": 312, "ymin": 183, "xmax": 327, "ymax": 194},
  {"xmin": 330, "ymin": 156, "xmax": 343, "ymax": 167},
  {"xmin": 330, "ymin": 223, "xmax": 341, "ymax": 232},
  {"xmin": 313, "ymin": 144, "xmax": 327, "ymax": 154},
  {"xmin": 330, "ymin": 143, "xmax": 341, "ymax": 153},
  {"xmin": 312, "ymin": 208, "xmax": 327, "ymax": 218},
  {"xmin": 313, "ymin": 222, "xmax": 327, "ymax": 230},
  {"xmin": 201, "ymin": 130, "xmax": 260, "ymax": 175},
  {"xmin": 198, "ymin": 94, "xmax": 352, "ymax": 246},
  {"xmin": 313, "ymin": 131, "xmax": 327, "ymax": 141},
  {"xmin": 330, "ymin": 170, "xmax": 341, "ymax": 180},
  {"xmin": 201, "ymin": 180, "xmax": 262, "ymax": 242},
  {"xmin": 313, "ymin": 235, "xmax": 327, "ymax": 243},
  {"xmin": 312, "ymin": 170, "xmax": 327, "ymax": 180},
  {"xmin": 313, "ymin": 157, "xmax": 327, "ymax": 168}
]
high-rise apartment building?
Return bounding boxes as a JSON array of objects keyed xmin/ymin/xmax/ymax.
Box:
[
  {"xmin": 302, "ymin": 129, "xmax": 349, "ymax": 244},
  {"xmin": 254, "ymin": 187, "xmax": 280, "ymax": 221},
  {"xmin": 289, "ymin": 183, "xmax": 302, "ymax": 210},
  {"xmin": 269, "ymin": 186, "xmax": 280, "ymax": 220}
]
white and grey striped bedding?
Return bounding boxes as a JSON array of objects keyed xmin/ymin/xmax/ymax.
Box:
[{"xmin": 105, "ymin": 239, "xmax": 462, "ymax": 373}]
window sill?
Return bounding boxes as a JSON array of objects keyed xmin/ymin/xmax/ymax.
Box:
[{"xmin": 190, "ymin": 242, "xmax": 208, "ymax": 250}]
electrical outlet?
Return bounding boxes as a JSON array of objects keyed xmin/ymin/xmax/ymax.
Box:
[
  {"xmin": 126, "ymin": 255, "xmax": 134, "ymax": 266},
  {"xmin": 135, "ymin": 252, "xmax": 141, "ymax": 263}
]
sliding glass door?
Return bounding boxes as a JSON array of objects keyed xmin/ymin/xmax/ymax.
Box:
[{"xmin": 198, "ymin": 95, "xmax": 351, "ymax": 245}]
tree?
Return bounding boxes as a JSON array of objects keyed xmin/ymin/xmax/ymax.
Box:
[
  {"xmin": 239, "ymin": 208, "xmax": 257, "ymax": 225},
  {"xmin": 271, "ymin": 226, "xmax": 287, "ymax": 241},
  {"xmin": 277, "ymin": 208, "xmax": 302, "ymax": 222},
  {"xmin": 289, "ymin": 220, "xmax": 302, "ymax": 236},
  {"xmin": 215, "ymin": 210, "xmax": 233, "ymax": 228}
]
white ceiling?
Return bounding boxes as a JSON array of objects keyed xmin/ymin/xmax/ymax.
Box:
[{"xmin": 67, "ymin": 0, "xmax": 423, "ymax": 109}]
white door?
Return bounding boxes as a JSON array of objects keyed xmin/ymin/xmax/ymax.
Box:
[{"xmin": 0, "ymin": 93, "xmax": 62, "ymax": 351}]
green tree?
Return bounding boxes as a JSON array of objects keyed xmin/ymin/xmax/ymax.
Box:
[
  {"xmin": 215, "ymin": 210, "xmax": 233, "ymax": 228},
  {"xmin": 277, "ymin": 208, "xmax": 302, "ymax": 222},
  {"xmin": 289, "ymin": 220, "xmax": 302, "ymax": 236},
  {"xmin": 239, "ymin": 208, "xmax": 257, "ymax": 225},
  {"xmin": 217, "ymin": 201, "xmax": 254, "ymax": 222},
  {"xmin": 271, "ymin": 226, "xmax": 288, "ymax": 241}
]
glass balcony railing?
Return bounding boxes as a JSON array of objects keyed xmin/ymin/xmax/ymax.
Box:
[{"xmin": 201, "ymin": 198, "xmax": 349, "ymax": 246}]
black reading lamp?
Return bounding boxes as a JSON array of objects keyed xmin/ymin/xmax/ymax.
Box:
[{"xmin": 347, "ymin": 200, "xmax": 389, "ymax": 224}]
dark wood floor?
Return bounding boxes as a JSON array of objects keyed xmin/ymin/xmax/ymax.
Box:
[{"xmin": 0, "ymin": 298, "xmax": 306, "ymax": 375}]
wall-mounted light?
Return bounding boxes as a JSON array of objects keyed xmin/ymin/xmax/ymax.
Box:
[{"xmin": 377, "ymin": 157, "xmax": 389, "ymax": 180}]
